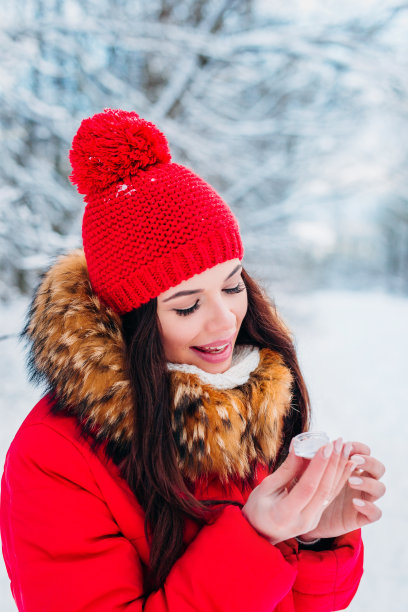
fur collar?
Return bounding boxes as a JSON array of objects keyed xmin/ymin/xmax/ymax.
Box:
[{"xmin": 24, "ymin": 250, "xmax": 294, "ymax": 481}]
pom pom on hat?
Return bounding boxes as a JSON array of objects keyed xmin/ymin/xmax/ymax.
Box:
[
  {"xmin": 70, "ymin": 108, "xmax": 244, "ymax": 313},
  {"xmin": 69, "ymin": 108, "xmax": 171, "ymax": 194}
]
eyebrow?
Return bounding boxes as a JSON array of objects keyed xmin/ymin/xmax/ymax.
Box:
[{"xmin": 162, "ymin": 264, "xmax": 242, "ymax": 303}]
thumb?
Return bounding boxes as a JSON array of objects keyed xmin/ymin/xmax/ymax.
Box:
[{"xmin": 263, "ymin": 441, "xmax": 305, "ymax": 492}]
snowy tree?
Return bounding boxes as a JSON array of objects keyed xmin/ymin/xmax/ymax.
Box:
[
  {"xmin": 378, "ymin": 197, "xmax": 408, "ymax": 292},
  {"xmin": 1, "ymin": 0, "xmax": 408, "ymax": 300}
]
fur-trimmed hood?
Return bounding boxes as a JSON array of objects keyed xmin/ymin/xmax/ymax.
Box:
[{"xmin": 23, "ymin": 250, "xmax": 294, "ymax": 481}]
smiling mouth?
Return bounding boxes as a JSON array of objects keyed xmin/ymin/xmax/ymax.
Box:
[
  {"xmin": 192, "ymin": 333, "xmax": 235, "ymax": 354},
  {"xmin": 193, "ymin": 343, "xmax": 229, "ymax": 354}
]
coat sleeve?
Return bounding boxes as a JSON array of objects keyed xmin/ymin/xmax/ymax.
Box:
[
  {"xmin": 276, "ymin": 530, "xmax": 364, "ymax": 611},
  {"xmin": 1, "ymin": 423, "xmax": 297, "ymax": 612}
]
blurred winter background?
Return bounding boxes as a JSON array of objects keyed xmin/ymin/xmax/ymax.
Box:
[{"xmin": 1, "ymin": 0, "xmax": 407, "ymax": 609}]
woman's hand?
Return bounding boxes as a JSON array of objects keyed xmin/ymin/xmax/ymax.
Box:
[
  {"xmin": 241, "ymin": 440, "xmax": 348, "ymax": 545},
  {"xmin": 298, "ymin": 441, "xmax": 386, "ymax": 541}
]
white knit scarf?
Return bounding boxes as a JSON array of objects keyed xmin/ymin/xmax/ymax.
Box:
[{"xmin": 166, "ymin": 344, "xmax": 260, "ymax": 390}]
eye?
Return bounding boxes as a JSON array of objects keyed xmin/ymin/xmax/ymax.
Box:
[
  {"xmin": 224, "ymin": 281, "xmax": 246, "ymax": 294},
  {"xmin": 174, "ymin": 300, "xmax": 200, "ymax": 317}
]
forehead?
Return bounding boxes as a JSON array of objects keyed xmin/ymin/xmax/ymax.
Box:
[{"xmin": 158, "ymin": 259, "xmax": 242, "ymax": 301}]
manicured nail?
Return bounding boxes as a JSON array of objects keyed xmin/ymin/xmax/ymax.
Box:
[
  {"xmin": 323, "ymin": 442, "xmax": 333, "ymax": 459},
  {"xmin": 349, "ymin": 476, "xmax": 363, "ymax": 485},
  {"xmin": 350, "ymin": 455, "xmax": 365, "ymax": 466},
  {"xmin": 353, "ymin": 498, "xmax": 365, "ymax": 507},
  {"xmin": 334, "ymin": 437, "xmax": 343, "ymax": 454},
  {"xmin": 343, "ymin": 442, "xmax": 352, "ymax": 459}
]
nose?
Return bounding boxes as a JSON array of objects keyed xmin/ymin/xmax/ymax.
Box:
[{"xmin": 205, "ymin": 295, "xmax": 236, "ymax": 335}]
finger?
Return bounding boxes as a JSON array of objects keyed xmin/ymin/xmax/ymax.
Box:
[
  {"xmin": 262, "ymin": 442, "xmax": 305, "ymax": 491},
  {"xmin": 284, "ymin": 442, "xmax": 334, "ymax": 510},
  {"xmin": 326, "ymin": 438, "xmax": 345, "ymax": 499},
  {"xmin": 352, "ymin": 498, "xmax": 382, "ymax": 526},
  {"xmin": 352, "ymin": 455, "xmax": 386, "ymax": 480},
  {"xmin": 348, "ymin": 475, "xmax": 386, "ymax": 501},
  {"xmin": 348, "ymin": 441, "xmax": 371, "ymax": 457},
  {"xmin": 330, "ymin": 441, "xmax": 356, "ymax": 499},
  {"xmin": 312, "ymin": 438, "xmax": 345, "ymax": 506},
  {"xmin": 329, "ymin": 459, "xmax": 360, "ymax": 503}
]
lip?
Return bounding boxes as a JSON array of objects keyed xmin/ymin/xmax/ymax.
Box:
[
  {"xmin": 193, "ymin": 333, "xmax": 236, "ymax": 350},
  {"xmin": 190, "ymin": 332, "xmax": 236, "ymax": 364}
]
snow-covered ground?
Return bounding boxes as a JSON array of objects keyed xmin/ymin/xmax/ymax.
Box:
[
  {"xmin": 277, "ymin": 288, "xmax": 408, "ymax": 610},
  {"xmin": 0, "ymin": 290, "xmax": 407, "ymax": 610}
]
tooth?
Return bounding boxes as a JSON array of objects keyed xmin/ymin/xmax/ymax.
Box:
[{"xmin": 201, "ymin": 343, "xmax": 227, "ymax": 353}]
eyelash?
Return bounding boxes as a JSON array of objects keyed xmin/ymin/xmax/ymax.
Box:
[{"xmin": 174, "ymin": 282, "xmax": 246, "ymax": 317}]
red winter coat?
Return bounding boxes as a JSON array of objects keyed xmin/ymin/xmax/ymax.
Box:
[{"xmin": 1, "ymin": 395, "xmax": 363, "ymax": 612}]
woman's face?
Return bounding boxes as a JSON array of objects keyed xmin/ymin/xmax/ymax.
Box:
[{"xmin": 157, "ymin": 259, "xmax": 248, "ymax": 374}]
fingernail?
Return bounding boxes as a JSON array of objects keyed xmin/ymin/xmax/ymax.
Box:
[
  {"xmin": 323, "ymin": 442, "xmax": 333, "ymax": 459},
  {"xmin": 334, "ymin": 437, "xmax": 343, "ymax": 454},
  {"xmin": 343, "ymin": 442, "xmax": 352, "ymax": 459},
  {"xmin": 289, "ymin": 438, "xmax": 294, "ymax": 453},
  {"xmin": 353, "ymin": 498, "xmax": 365, "ymax": 507},
  {"xmin": 349, "ymin": 476, "xmax": 363, "ymax": 485},
  {"xmin": 351, "ymin": 455, "xmax": 365, "ymax": 466}
]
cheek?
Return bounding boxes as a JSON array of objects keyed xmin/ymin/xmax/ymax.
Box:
[
  {"xmin": 236, "ymin": 291, "xmax": 248, "ymax": 324},
  {"xmin": 159, "ymin": 312, "xmax": 201, "ymax": 353}
]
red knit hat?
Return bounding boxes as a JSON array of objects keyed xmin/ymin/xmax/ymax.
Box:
[{"xmin": 69, "ymin": 109, "xmax": 244, "ymax": 314}]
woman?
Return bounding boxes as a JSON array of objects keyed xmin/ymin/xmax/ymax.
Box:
[{"xmin": 0, "ymin": 109, "xmax": 385, "ymax": 611}]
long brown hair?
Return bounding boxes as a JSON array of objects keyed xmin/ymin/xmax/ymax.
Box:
[{"xmin": 120, "ymin": 267, "xmax": 310, "ymax": 597}]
